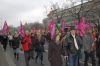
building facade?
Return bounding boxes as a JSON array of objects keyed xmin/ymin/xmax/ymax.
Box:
[{"xmin": 46, "ymin": 0, "xmax": 100, "ymax": 24}]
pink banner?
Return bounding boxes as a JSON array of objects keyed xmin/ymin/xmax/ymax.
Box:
[
  {"xmin": 2, "ymin": 21, "xmax": 9, "ymax": 33},
  {"xmin": 50, "ymin": 19, "xmax": 56, "ymax": 40},
  {"xmin": 19, "ymin": 22, "xmax": 25, "ymax": 37},
  {"xmin": 76, "ymin": 16, "xmax": 85, "ymax": 37}
]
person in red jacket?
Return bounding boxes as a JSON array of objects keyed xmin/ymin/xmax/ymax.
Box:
[{"xmin": 22, "ymin": 31, "xmax": 32, "ymax": 66}]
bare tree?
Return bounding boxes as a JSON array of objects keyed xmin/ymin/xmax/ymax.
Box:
[
  {"xmin": 85, "ymin": 0, "xmax": 100, "ymax": 32},
  {"xmin": 50, "ymin": 2, "xmax": 61, "ymax": 22},
  {"xmin": 64, "ymin": 0, "xmax": 96, "ymax": 22},
  {"xmin": 44, "ymin": 0, "xmax": 100, "ymax": 32},
  {"xmin": 45, "ymin": 2, "xmax": 66, "ymax": 23}
]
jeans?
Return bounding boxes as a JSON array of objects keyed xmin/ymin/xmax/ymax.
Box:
[
  {"xmin": 68, "ymin": 54, "xmax": 78, "ymax": 66},
  {"xmin": 84, "ymin": 51, "xmax": 96, "ymax": 66},
  {"xmin": 24, "ymin": 51, "xmax": 30, "ymax": 66}
]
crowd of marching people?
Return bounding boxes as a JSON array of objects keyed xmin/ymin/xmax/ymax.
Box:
[
  {"xmin": 0, "ymin": 31, "xmax": 45, "ymax": 66},
  {"xmin": 0, "ymin": 25, "xmax": 100, "ymax": 66}
]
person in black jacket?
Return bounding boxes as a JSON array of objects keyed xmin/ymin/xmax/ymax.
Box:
[
  {"xmin": 0, "ymin": 33, "xmax": 3, "ymax": 44},
  {"xmin": 12, "ymin": 33, "xmax": 20, "ymax": 60},
  {"xmin": 30, "ymin": 33, "xmax": 35, "ymax": 59},
  {"xmin": 2, "ymin": 33, "xmax": 8, "ymax": 51},
  {"xmin": 66, "ymin": 26, "xmax": 82, "ymax": 66},
  {"xmin": 96, "ymin": 33, "xmax": 100, "ymax": 66},
  {"xmin": 35, "ymin": 34, "xmax": 45, "ymax": 65}
]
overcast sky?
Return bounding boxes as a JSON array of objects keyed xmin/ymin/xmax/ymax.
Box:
[{"xmin": 0, "ymin": 0, "xmax": 84, "ymax": 27}]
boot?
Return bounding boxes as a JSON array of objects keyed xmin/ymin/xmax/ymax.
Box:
[{"xmin": 14, "ymin": 53, "xmax": 16, "ymax": 59}]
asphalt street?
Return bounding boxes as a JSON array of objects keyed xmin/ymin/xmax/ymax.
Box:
[{"xmin": 0, "ymin": 42, "xmax": 97, "ymax": 66}]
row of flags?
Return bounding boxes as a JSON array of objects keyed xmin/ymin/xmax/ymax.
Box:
[
  {"xmin": 76, "ymin": 16, "xmax": 91, "ymax": 37},
  {"xmin": 1, "ymin": 21, "xmax": 44, "ymax": 37},
  {"xmin": 1, "ymin": 16, "xmax": 92, "ymax": 38},
  {"xmin": 49, "ymin": 16, "xmax": 92, "ymax": 39}
]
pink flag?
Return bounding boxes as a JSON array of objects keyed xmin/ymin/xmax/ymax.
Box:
[
  {"xmin": 2, "ymin": 21, "xmax": 9, "ymax": 33},
  {"xmin": 19, "ymin": 22, "xmax": 25, "ymax": 37},
  {"xmin": 50, "ymin": 19, "xmax": 56, "ymax": 40},
  {"xmin": 76, "ymin": 16, "xmax": 85, "ymax": 37},
  {"xmin": 85, "ymin": 22, "xmax": 91, "ymax": 30},
  {"xmin": 61, "ymin": 19, "xmax": 65, "ymax": 33},
  {"xmin": 47, "ymin": 19, "xmax": 54, "ymax": 32}
]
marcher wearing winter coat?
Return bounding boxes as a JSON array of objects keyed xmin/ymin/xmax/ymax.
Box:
[
  {"xmin": 35, "ymin": 34, "xmax": 45, "ymax": 65},
  {"xmin": 48, "ymin": 33, "xmax": 63, "ymax": 66},
  {"xmin": 66, "ymin": 26, "xmax": 82, "ymax": 66},
  {"xmin": 96, "ymin": 33, "xmax": 100, "ymax": 66},
  {"xmin": 60, "ymin": 33, "xmax": 69, "ymax": 66},
  {"xmin": 83, "ymin": 30, "xmax": 96, "ymax": 66},
  {"xmin": 2, "ymin": 34, "xmax": 8, "ymax": 51},
  {"xmin": 12, "ymin": 33, "xmax": 20, "ymax": 60},
  {"xmin": 22, "ymin": 31, "xmax": 32, "ymax": 66},
  {"xmin": 30, "ymin": 33, "xmax": 35, "ymax": 59}
]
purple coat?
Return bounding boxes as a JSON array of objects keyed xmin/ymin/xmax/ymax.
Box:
[{"xmin": 48, "ymin": 41, "xmax": 63, "ymax": 66}]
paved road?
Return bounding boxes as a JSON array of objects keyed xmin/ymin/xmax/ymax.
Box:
[
  {"xmin": 15, "ymin": 50, "xmax": 50, "ymax": 66},
  {"xmin": 14, "ymin": 41, "xmax": 50, "ymax": 66},
  {"xmin": 1, "ymin": 42, "xmax": 96, "ymax": 66},
  {"xmin": 0, "ymin": 44, "xmax": 8, "ymax": 66},
  {"xmin": 0, "ymin": 43, "xmax": 50, "ymax": 66}
]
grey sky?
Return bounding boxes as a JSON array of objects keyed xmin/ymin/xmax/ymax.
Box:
[
  {"xmin": 0, "ymin": 0, "xmax": 67, "ymax": 27},
  {"xmin": 0, "ymin": 0, "xmax": 84, "ymax": 27}
]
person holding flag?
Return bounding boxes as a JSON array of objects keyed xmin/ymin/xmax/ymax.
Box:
[
  {"xmin": 2, "ymin": 21, "xmax": 9, "ymax": 51},
  {"xmin": 96, "ymin": 33, "xmax": 100, "ymax": 66},
  {"xmin": 48, "ymin": 19, "xmax": 63, "ymax": 66},
  {"xmin": 12, "ymin": 32, "xmax": 20, "ymax": 60},
  {"xmin": 83, "ymin": 28, "xmax": 96, "ymax": 66},
  {"xmin": 21, "ymin": 30, "xmax": 32, "ymax": 66},
  {"xmin": 2, "ymin": 33, "xmax": 8, "ymax": 51},
  {"xmin": 48, "ymin": 32, "xmax": 63, "ymax": 66},
  {"xmin": 35, "ymin": 33, "xmax": 45, "ymax": 65}
]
